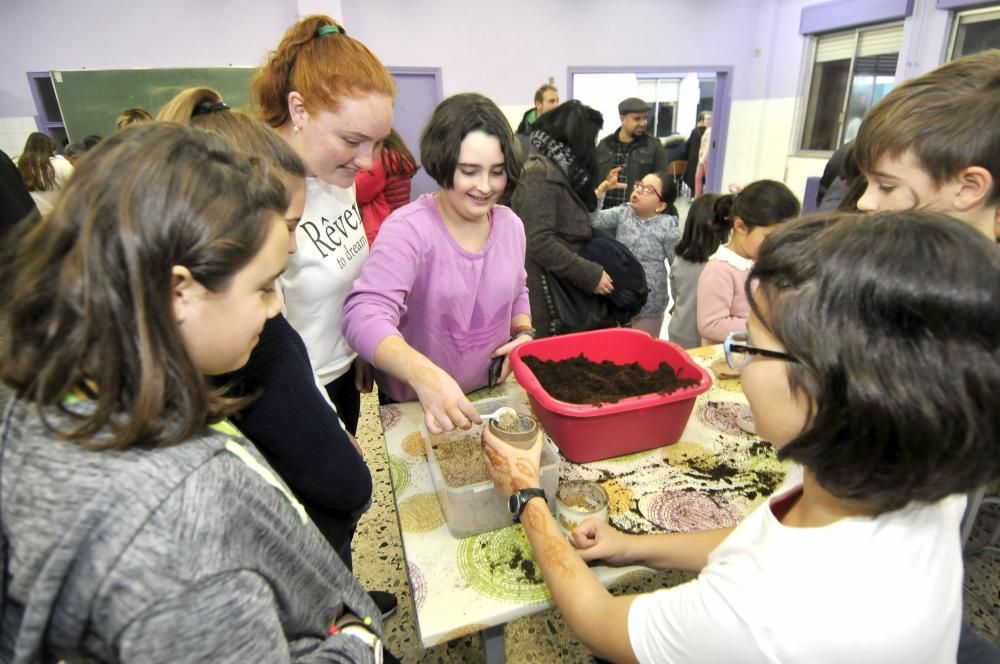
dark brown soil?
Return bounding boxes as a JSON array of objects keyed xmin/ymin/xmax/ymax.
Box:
[{"xmin": 522, "ymin": 354, "xmax": 698, "ymax": 406}]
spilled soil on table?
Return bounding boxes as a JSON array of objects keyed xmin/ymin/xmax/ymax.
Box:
[{"xmin": 522, "ymin": 354, "xmax": 698, "ymax": 406}]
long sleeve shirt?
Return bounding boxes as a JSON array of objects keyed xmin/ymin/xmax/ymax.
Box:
[
  {"xmin": 343, "ymin": 194, "xmax": 530, "ymax": 402},
  {"xmin": 696, "ymin": 245, "xmax": 752, "ymax": 344}
]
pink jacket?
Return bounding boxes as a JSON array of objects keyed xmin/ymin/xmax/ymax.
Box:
[{"xmin": 696, "ymin": 245, "xmax": 752, "ymax": 345}]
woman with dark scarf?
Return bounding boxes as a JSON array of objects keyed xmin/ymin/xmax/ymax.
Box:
[{"xmin": 511, "ymin": 101, "xmax": 615, "ymax": 338}]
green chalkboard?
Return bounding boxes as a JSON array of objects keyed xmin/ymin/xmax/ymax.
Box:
[{"xmin": 52, "ymin": 67, "xmax": 258, "ymax": 141}]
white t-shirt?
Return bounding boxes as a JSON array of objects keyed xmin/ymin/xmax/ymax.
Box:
[
  {"xmin": 628, "ymin": 484, "xmax": 966, "ymax": 663},
  {"xmin": 28, "ymin": 155, "xmax": 74, "ymax": 216},
  {"xmin": 280, "ymin": 178, "xmax": 369, "ymax": 385}
]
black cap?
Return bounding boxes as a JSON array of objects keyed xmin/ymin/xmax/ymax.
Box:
[{"xmin": 618, "ymin": 97, "xmax": 651, "ymax": 115}]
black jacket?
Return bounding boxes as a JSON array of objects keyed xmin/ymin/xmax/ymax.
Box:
[{"xmin": 594, "ymin": 130, "xmax": 669, "ymax": 209}]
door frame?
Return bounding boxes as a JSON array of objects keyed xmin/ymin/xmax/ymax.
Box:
[{"xmin": 567, "ymin": 65, "xmax": 733, "ymax": 194}]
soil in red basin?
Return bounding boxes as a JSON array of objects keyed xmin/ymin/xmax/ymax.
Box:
[{"xmin": 522, "ymin": 353, "xmax": 698, "ymax": 406}]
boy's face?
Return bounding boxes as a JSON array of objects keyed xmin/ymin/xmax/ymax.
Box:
[{"xmin": 857, "ymin": 150, "xmax": 953, "ymax": 214}]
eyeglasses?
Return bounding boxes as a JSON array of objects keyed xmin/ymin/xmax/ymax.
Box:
[
  {"xmin": 633, "ymin": 181, "xmax": 663, "ymax": 201},
  {"xmin": 723, "ymin": 330, "xmax": 797, "ymax": 370}
]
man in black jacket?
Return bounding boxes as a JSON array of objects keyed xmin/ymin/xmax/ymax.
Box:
[{"xmin": 595, "ymin": 97, "xmax": 668, "ymax": 209}]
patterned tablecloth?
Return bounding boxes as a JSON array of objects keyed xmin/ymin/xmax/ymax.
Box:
[{"xmin": 379, "ymin": 345, "xmax": 789, "ymax": 648}]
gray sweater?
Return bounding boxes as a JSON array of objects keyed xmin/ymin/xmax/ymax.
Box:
[{"xmin": 0, "ymin": 392, "xmax": 380, "ymax": 663}]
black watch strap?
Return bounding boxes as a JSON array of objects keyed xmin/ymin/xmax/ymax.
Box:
[{"xmin": 509, "ymin": 488, "xmax": 546, "ymax": 522}]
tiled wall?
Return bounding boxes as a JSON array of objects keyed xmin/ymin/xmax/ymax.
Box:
[
  {"xmin": 718, "ymin": 97, "xmax": 827, "ymax": 203},
  {"xmin": 0, "ymin": 116, "xmax": 38, "ymax": 160}
]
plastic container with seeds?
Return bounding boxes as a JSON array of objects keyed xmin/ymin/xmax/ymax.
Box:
[{"xmin": 425, "ymin": 396, "xmax": 559, "ymax": 538}]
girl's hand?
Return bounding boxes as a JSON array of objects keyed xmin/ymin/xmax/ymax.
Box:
[
  {"xmin": 594, "ymin": 271, "xmax": 615, "ymax": 295},
  {"xmin": 409, "ymin": 359, "xmax": 481, "ymax": 434},
  {"xmin": 570, "ymin": 517, "xmax": 632, "ymax": 564},
  {"xmin": 480, "ymin": 424, "xmax": 543, "ymax": 497},
  {"xmin": 596, "ymin": 167, "xmax": 628, "ymax": 196},
  {"xmin": 491, "ymin": 334, "xmax": 534, "ymax": 384}
]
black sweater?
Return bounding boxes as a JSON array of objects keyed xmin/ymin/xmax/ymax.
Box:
[{"xmin": 220, "ymin": 314, "xmax": 373, "ymax": 556}]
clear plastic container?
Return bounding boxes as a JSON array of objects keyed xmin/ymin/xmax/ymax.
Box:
[{"xmin": 425, "ymin": 396, "xmax": 560, "ymax": 538}]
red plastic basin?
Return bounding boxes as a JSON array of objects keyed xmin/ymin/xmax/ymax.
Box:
[{"xmin": 510, "ymin": 328, "xmax": 712, "ymax": 463}]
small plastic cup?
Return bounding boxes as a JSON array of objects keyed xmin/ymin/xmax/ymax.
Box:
[{"xmin": 556, "ymin": 480, "xmax": 609, "ymax": 538}]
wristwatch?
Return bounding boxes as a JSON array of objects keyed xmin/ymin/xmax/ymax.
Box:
[{"xmin": 508, "ymin": 488, "xmax": 546, "ymax": 522}]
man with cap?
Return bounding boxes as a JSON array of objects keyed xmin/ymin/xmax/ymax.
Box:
[{"xmin": 594, "ymin": 97, "xmax": 669, "ymax": 209}]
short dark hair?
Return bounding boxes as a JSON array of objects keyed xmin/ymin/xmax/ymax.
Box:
[
  {"xmin": 731, "ymin": 179, "xmax": 800, "ymax": 229},
  {"xmin": 0, "ymin": 123, "xmax": 288, "ymax": 451},
  {"xmin": 420, "ymin": 93, "xmax": 519, "ymax": 189},
  {"xmin": 749, "ymin": 211, "xmax": 1000, "ymax": 514},
  {"xmin": 676, "ymin": 193, "xmax": 732, "ymax": 263},
  {"xmin": 534, "ymin": 84, "xmax": 557, "ymax": 104},
  {"xmin": 854, "ymin": 49, "xmax": 1000, "ymax": 205}
]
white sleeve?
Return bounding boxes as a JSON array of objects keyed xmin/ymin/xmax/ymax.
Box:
[{"xmin": 627, "ymin": 577, "xmax": 761, "ymax": 664}]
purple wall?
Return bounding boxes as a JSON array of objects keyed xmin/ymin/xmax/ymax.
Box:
[
  {"xmin": 0, "ymin": 0, "xmax": 972, "ymax": 122},
  {"xmin": 799, "ymin": 0, "xmax": 914, "ymax": 34},
  {"xmin": 0, "ymin": 0, "xmax": 299, "ymax": 117},
  {"xmin": 341, "ymin": 0, "xmax": 804, "ymax": 102}
]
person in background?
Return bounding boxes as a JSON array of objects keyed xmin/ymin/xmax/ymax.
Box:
[
  {"xmin": 515, "ymin": 83, "xmax": 560, "ymax": 159},
  {"xmin": 114, "ymin": 107, "xmax": 152, "ymax": 130},
  {"xmin": 63, "ymin": 142, "xmax": 87, "ymax": 166},
  {"xmin": 16, "ymin": 131, "xmax": 73, "ymax": 216},
  {"xmin": 343, "ymin": 93, "xmax": 530, "ymax": 434},
  {"xmin": 683, "ymin": 111, "xmax": 711, "ymax": 197},
  {"xmin": 512, "ymin": 100, "xmax": 612, "ymax": 338},
  {"xmin": 253, "ymin": 15, "xmax": 394, "ymax": 438},
  {"xmin": 482, "ymin": 210, "xmax": 999, "ymax": 663},
  {"xmin": 591, "ymin": 170, "xmax": 681, "ymax": 336},
  {"xmin": 667, "ymin": 193, "xmax": 732, "ymax": 349},
  {"xmin": 694, "ymin": 118, "xmax": 713, "ymax": 197},
  {"xmin": 0, "ymin": 148, "xmax": 35, "ymax": 238},
  {"xmin": 696, "ymin": 179, "xmax": 799, "ymax": 345},
  {"xmin": 0, "ymin": 122, "xmax": 386, "ymax": 663},
  {"xmin": 595, "ymin": 97, "xmax": 669, "ymax": 209},
  {"xmin": 355, "ymin": 128, "xmax": 418, "ymax": 245},
  {"xmin": 157, "ymin": 88, "xmax": 380, "ymax": 605}
]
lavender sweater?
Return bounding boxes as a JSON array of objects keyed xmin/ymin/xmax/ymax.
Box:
[{"xmin": 343, "ymin": 194, "xmax": 530, "ymax": 402}]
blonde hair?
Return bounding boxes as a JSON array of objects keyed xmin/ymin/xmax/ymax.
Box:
[
  {"xmin": 253, "ymin": 15, "xmax": 395, "ymax": 128},
  {"xmin": 158, "ymin": 87, "xmax": 306, "ymax": 180}
]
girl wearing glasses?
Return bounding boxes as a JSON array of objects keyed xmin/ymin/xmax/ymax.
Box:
[
  {"xmin": 591, "ymin": 171, "xmax": 681, "ymax": 336},
  {"xmin": 482, "ymin": 211, "xmax": 999, "ymax": 662},
  {"xmin": 696, "ymin": 179, "xmax": 799, "ymax": 345}
]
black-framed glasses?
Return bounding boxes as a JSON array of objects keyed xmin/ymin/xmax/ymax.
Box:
[
  {"xmin": 723, "ymin": 330, "xmax": 797, "ymax": 370},
  {"xmin": 633, "ymin": 180, "xmax": 663, "ymax": 201}
]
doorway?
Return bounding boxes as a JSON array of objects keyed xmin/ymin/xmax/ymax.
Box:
[
  {"xmin": 568, "ymin": 66, "xmax": 731, "ymax": 195},
  {"xmin": 387, "ymin": 67, "xmax": 444, "ymax": 200}
]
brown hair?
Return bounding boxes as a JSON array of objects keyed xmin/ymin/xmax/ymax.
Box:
[
  {"xmin": 534, "ymin": 84, "xmax": 557, "ymax": 104},
  {"xmin": 0, "ymin": 123, "xmax": 288, "ymax": 450},
  {"xmin": 855, "ymin": 49, "xmax": 1000, "ymax": 205},
  {"xmin": 749, "ymin": 211, "xmax": 1000, "ymax": 513},
  {"xmin": 158, "ymin": 87, "xmax": 306, "ymax": 179},
  {"xmin": 253, "ymin": 15, "xmax": 396, "ymax": 128},
  {"xmin": 380, "ymin": 128, "xmax": 417, "ymax": 175},
  {"xmin": 114, "ymin": 107, "xmax": 152, "ymax": 130},
  {"xmin": 16, "ymin": 132, "xmax": 57, "ymax": 191}
]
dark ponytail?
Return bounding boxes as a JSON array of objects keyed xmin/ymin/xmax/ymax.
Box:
[
  {"xmin": 676, "ymin": 193, "xmax": 732, "ymax": 263},
  {"xmin": 730, "ymin": 179, "xmax": 800, "ymax": 229}
]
